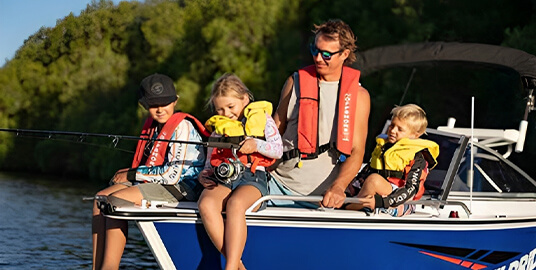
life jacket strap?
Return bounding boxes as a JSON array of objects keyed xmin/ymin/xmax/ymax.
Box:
[
  {"xmin": 281, "ymin": 149, "xmax": 299, "ymax": 161},
  {"xmin": 207, "ymin": 136, "xmax": 245, "ymax": 145},
  {"xmin": 370, "ymin": 168, "xmax": 404, "ymax": 179},
  {"xmin": 420, "ymin": 148, "xmax": 437, "ymax": 169},
  {"xmin": 282, "ymin": 142, "xmax": 335, "ymax": 161}
]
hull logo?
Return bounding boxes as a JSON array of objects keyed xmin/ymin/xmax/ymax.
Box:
[{"xmin": 392, "ymin": 242, "xmax": 535, "ymax": 269}]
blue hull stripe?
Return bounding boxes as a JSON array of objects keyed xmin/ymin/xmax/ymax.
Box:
[{"xmin": 153, "ymin": 221, "xmax": 536, "ymax": 269}]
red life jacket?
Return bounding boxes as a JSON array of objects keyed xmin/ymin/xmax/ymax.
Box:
[
  {"xmin": 210, "ymin": 148, "xmax": 275, "ymax": 173},
  {"xmin": 296, "ymin": 65, "xmax": 360, "ymax": 159},
  {"xmin": 132, "ymin": 112, "xmax": 209, "ymax": 168}
]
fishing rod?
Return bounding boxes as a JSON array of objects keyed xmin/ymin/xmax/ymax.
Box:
[{"xmin": 0, "ymin": 128, "xmax": 240, "ymax": 150}]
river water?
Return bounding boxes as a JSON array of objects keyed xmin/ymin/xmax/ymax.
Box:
[{"xmin": 0, "ymin": 172, "xmax": 159, "ymax": 270}]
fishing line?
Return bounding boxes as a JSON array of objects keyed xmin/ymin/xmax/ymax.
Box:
[
  {"xmin": 8, "ymin": 134, "xmax": 135, "ymax": 154},
  {"xmin": 0, "ymin": 128, "xmax": 239, "ymax": 149}
]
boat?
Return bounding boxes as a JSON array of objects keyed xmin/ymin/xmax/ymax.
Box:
[{"xmin": 98, "ymin": 42, "xmax": 536, "ymax": 270}]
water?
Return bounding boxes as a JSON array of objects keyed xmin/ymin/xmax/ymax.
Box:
[{"xmin": 0, "ymin": 172, "xmax": 159, "ymax": 270}]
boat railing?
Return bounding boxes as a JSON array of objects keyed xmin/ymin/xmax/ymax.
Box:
[
  {"xmin": 437, "ymin": 117, "xmax": 528, "ymax": 158},
  {"xmin": 246, "ymin": 195, "xmax": 363, "ymax": 213},
  {"xmin": 247, "ymin": 195, "xmax": 472, "ymax": 217}
]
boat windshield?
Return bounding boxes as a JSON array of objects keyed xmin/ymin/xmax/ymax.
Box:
[
  {"xmin": 421, "ymin": 131, "xmax": 466, "ymax": 199},
  {"xmin": 453, "ymin": 145, "xmax": 536, "ymax": 194}
]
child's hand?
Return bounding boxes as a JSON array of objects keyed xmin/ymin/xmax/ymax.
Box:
[
  {"xmin": 359, "ymin": 195, "xmax": 376, "ymax": 209},
  {"xmin": 238, "ymin": 138, "xmax": 257, "ymax": 154},
  {"xmin": 198, "ymin": 168, "xmax": 217, "ymax": 188},
  {"xmin": 110, "ymin": 168, "xmax": 129, "ymax": 184}
]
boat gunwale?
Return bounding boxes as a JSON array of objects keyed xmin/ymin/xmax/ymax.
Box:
[{"xmin": 105, "ymin": 203, "xmax": 536, "ymax": 228}]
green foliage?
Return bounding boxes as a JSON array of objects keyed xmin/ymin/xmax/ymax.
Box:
[{"xmin": 0, "ymin": 0, "xmax": 535, "ymax": 181}]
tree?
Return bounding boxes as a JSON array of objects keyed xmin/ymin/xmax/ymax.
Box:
[{"xmin": 0, "ymin": 0, "xmax": 534, "ymax": 179}]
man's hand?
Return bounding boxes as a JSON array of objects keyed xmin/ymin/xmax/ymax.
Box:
[{"xmin": 322, "ymin": 184, "xmax": 347, "ymax": 208}]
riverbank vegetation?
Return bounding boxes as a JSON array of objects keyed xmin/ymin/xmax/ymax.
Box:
[{"xmin": 0, "ymin": 0, "xmax": 535, "ymax": 181}]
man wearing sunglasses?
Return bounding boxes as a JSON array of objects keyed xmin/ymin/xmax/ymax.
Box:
[{"xmin": 271, "ymin": 19, "xmax": 370, "ymax": 209}]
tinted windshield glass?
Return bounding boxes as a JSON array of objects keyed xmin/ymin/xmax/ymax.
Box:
[
  {"xmin": 421, "ymin": 132, "xmax": 462, "ymax": 195},
  {"xmin": 454, "ymin": 147, "xmax": 536, "ymax": 193}
]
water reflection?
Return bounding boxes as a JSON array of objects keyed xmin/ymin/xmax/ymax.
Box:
[{"xmin": 0, "ymin": 172, "xmax": 158, "ymax": 269}]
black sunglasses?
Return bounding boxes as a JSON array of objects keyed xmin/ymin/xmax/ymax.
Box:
[{"xmin": 309, "ymin": 44, "xmax": 344, "ymax": 60}]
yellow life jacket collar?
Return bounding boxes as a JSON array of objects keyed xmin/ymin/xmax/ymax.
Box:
[
  {"xmin": 204, "ymin": 101, "xmax": 273, "ymax": 138},
  {"xmin": 370, "ymin": 135, "xmax": 439, "ymax": 172}
]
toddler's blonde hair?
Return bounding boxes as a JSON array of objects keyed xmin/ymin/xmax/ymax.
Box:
[{"xmin": 391, "ymin": 104, "xmax": 428, "ymax": 135}]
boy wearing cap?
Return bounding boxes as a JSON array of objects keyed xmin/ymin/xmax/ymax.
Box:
[{"xmin": 92, "ymin": 74, "xmax": 208, "ymax": 270}]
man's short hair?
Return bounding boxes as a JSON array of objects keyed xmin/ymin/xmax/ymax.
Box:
[
  {"xmin": 313, "ymin": 19, "xmax": 357, "ymax": 65},
  {"xmin": 391, "ymin": 104, "xmax": 428, "ymax": 134}
]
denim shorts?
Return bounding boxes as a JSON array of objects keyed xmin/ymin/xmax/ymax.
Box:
[{"xmin": 221, "ymin": 170, "xmax": 269, "ymax": 196}]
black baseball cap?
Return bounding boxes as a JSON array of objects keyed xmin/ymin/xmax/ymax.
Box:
[{"xmin": 138, "ymin": 73, "xmax": 178, "ymax": 109}]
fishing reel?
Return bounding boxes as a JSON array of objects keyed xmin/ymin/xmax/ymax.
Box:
[{"xmin": 214, "ymin": 158, "xmax": 246, "ymax": 185}]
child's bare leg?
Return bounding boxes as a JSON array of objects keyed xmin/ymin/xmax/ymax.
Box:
[
  {"xmin": 92, "ymin": 184, "xmax": 129, "ymax": 270},
  {"xmin": 224, "ymin": 185, "xmax": 261, "ymax": 270},
  {"xmin": 99, "ymin": 186, "xmax": 143, "ymax": 270},
  {"xmin": 100, "ymin": 218, "xmax": 128, "ymax": 270},
  {"xmin": 346, "ymin": 174, "xmax": 392, "ymax": 211},
  {"xmin": 359, "ymin": 174, "xmax": 392, "ymax": 197},
  {"xmin": 197, "ymin": 185, "xmax": 231, "ymax": 255}
]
